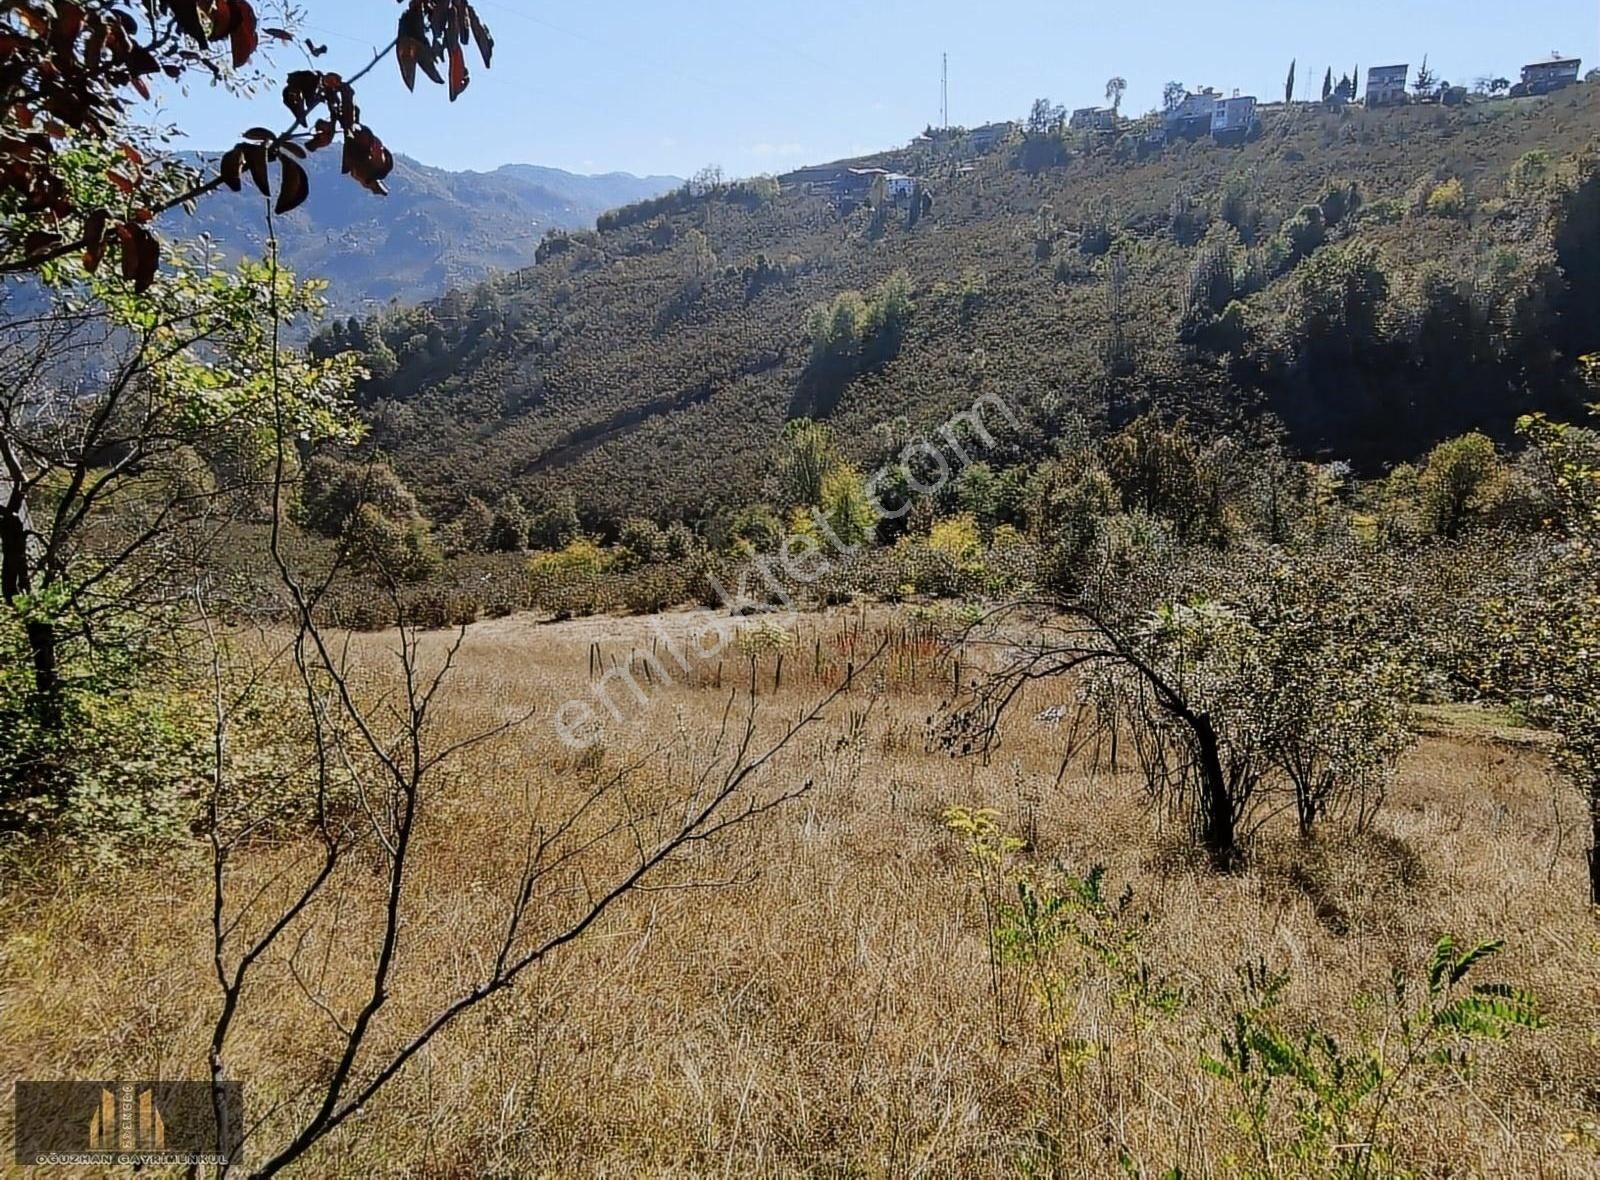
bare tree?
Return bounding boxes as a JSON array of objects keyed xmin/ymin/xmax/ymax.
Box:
[
  {"xmin": 938, "ymin": 552, "xmax": 1415, "ymax": 868},
  {"xmin": 190, "ymin": 278, "xmax": 886, "ymax": 1168},
  {"xmin": 199, "ymin": 586, "xmax": 874, "ymax": 1174},
  {"xmin": 938, "ymin": 600, "xmax": 1250, "ymax": 868}
]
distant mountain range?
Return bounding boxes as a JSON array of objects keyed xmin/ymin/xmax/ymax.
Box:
[{"xmin": 170, "ymin": 153, "xmax": 681, "ymax": 314}]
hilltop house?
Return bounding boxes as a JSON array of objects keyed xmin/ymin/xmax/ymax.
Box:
[
  {"xmin": 841, "ymin": 167, "xmax": 889, "ymax": 196},
  {"xmin": 780, "ymin": 165, "xmax": 850, "ymax": 196},
  {"xmin": 968, "ymin": 121, "xmax": 1015, "ymax": 151},
  {"xmin": 881, "ymin": 173, "xmax": 916, "ymax": 202},
  {"xmin": 1365, "ymin": 64, "xmax": 1409, "ymax": 107},
  {"xmin": 1211, "ymin": 95, "xmax": 1258, "ymax": 139},
  {"xmin": 1520, "ymin": 56, "xmax": 1582, "ymax": 95},
  {"xmin": 1164, "ymin": 88, "xmax": 1219, "ymax": 137},
  {"xmin": 1069, "ymin": 106, "xmax": 1119, "ymax": 132}
]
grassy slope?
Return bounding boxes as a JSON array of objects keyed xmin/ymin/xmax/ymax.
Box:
[
  {"xmin": 358, "ymin": 88, "xmax": 1600, "ymax": 523},
  {"xmin": 5, "ymin": 608, "xmax": 1594, "ymax": 1176}
]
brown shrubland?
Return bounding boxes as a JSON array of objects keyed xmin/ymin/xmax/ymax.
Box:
[{"xmin": 2, "ymin": 605, "xmax": 1597, "ymax": 1177}]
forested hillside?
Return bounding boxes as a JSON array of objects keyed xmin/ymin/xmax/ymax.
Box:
[
  {"xmin": 326, "ymin": 87, "xmax": 1600, "ymax": 527},
  {"xmin": 177, "ymin": 152, "xmax": 680, "ymax": 314}
]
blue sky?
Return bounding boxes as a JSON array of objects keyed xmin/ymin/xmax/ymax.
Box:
[{"xmin": 151, "ymin": 0, "xmax": 1598, "ymax": 178}]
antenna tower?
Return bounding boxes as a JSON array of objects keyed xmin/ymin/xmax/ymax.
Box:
[{"xmin": 941, "ymin": 53, "xmax": 948, "ymax": 128}]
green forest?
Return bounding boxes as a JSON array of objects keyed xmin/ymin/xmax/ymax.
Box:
[{"xmin": 320, "ymin": 88, "xmax": 1600, "ymax": 533}]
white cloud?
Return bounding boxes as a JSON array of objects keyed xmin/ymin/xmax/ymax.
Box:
[
  {"xmin": 748, "ymin": 142, "xmax": 805, "ymax": 159},
  {"xmin": 658, "ymin": 135, "xmax": 680, "ymax": 148}
]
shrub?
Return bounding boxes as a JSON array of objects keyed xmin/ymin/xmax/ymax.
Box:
[
  {"xmin": 527, "ymin": 492, "xmax": 580, "ymax": 551},
  {"xmin": 1415, "ymin": 431, "xmax": 1505, "ymax": 538},
  {"xmin": 488, "ymin": 493, "xmax": 530, "ymax": 552},
  {"xmin": 1282, "ymin": 203, "xmax": 1327, "ymax": 266},
  {"xmin": 818, "ymin": 466, "xmax": 877, "ymax": 547},
  {"xmin": 1317, "ymin": 178, "xmax": 1364, "ymax": 227},
  {"xmin": 726, "ymin": 503, "xmax": 784, "ymax": 554},
  {"xmin": 772, "ymin": 419, "xmax": 842, "ymax": 509},
  {"xmin": 927, "ymin": 513, "xmax": 984, "ymax": 568},
  {"xmin": 299, "ymin": 455, "xmax": 421, "ymax": 538},
  {"xmin": 346, "ymin": 502, "xmax": 442, "ymax": 582},
  {"xmin": 455, "ymin": 495, "xmax": 495, "ymax": 552},
  {"xmin": 529, "ymin": 537, "xmax": 608, "ymax": 578},
  {"xmin": 0, "ymin": 597, "xmax": 204, "ymax": 857},
  {"xmin": 1426, "ymin": 177, "xmax": 1468, "ymax": 218},
  {"xmin": 617, "ymin": 517, "xmax": 670, "ymax": 568},
  {"xmin": 1507, "ymin": 150, "xmax": 1553, "ymax": 204},
  {"xmin": 527, "ymin": 538, "xmax": 611, "ymax": 617},
  {"xmin": 804, "ymin": 271, "xmax": 914, "ymax": 383}
]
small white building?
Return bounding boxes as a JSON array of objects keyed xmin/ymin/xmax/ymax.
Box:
[
  {"xmin": 1165, "ymin": 88, "xmax": 1220, "ymax": 130},
  {"xmin": 1211, "ymin": 95, "xmax": 1258, "ymax": 136},
  {"xmin": 882, "ymin": 173, "xmax": 916, "ymax": 201}
]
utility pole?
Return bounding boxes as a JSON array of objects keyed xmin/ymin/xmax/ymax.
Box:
[{"xmin": 941, "ymin": 52, "xmax": 948, "ymax": 129}]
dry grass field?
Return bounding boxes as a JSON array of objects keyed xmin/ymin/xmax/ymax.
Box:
[{"xmin": 2, "ymin": 605, "xmax": 1598, "ymax": 1178}]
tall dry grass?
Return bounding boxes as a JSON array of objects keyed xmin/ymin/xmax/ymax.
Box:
[{"xmin": 1, "ymin": 605, "xmax": 1597, "ymax": 1177}]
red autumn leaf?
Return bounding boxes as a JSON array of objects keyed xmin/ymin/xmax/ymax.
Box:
[
  {"xmin": 82, "ymin": 209, "xmax": 107, "ymax": 250},
  {"xmin": 242, "ymin": 142, "xmax": 270, "ymax": 195},
  {"xmin": 168, "ymin": 0, "xmax": 207, "ymax": 43},
  {"xmin": 341, "ymin": 128, "xmax": 394, "ymax": 195},
  {"xmin": 396, "ymin": 38, "xmax": 419, "ymax": 91},
  {"xmin": 448, "ymin": 41, "xmax": 467, "ymax": 101},
  {"xmin": 396, "ymin": 6, "xmax": 427, "ymax": 90},
  {"xmin": 219, "ymin": 145, "xmax": 244, "ymax": 190},
  {"xmin": 282, "ymin": 70, "xmax": 320, "ymax": 119},
  {"xmin": 228, "ymin": 0, "xmax": 258, "ymax": 68},
  {"xmin": 52, "ymin": 3, "xmax": 84, "ymax": 51},
  {"xmin": 466, "ymin": 5, "xmax": 494, "ymax": 69},
  {"xmin": 115, "ymin": 222, "xmax": 159, "ymax": 291},
  {"xmin": 274, "ymin": 154, "xmax": 308, "ymax": 214}
]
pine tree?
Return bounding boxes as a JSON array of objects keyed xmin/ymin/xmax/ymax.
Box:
[
  {"xmin": 1322, "ymin": 67, "xmax": 1334, "ymax": 102},
  {"xmin": 1285, "ymin": 58, "xmax": 1296, "ymax": 104}
]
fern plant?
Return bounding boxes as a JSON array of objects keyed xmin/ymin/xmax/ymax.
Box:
[
  {"xmin": 1203, "ymin": 936, "xmax": 1543, "ymax": 1179},
  {"xmin": 944, "ymin": 805, "xmax": 1027, "ymax": 1048},
  {"xmin": 946, "ymin": 807, "xmax": 1186, "ymax": 1171}
]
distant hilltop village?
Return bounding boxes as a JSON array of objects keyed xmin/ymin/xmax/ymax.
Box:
[{"xmin": 776, "ymin": 49, "xmax": 1589, "ymax": 205}]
